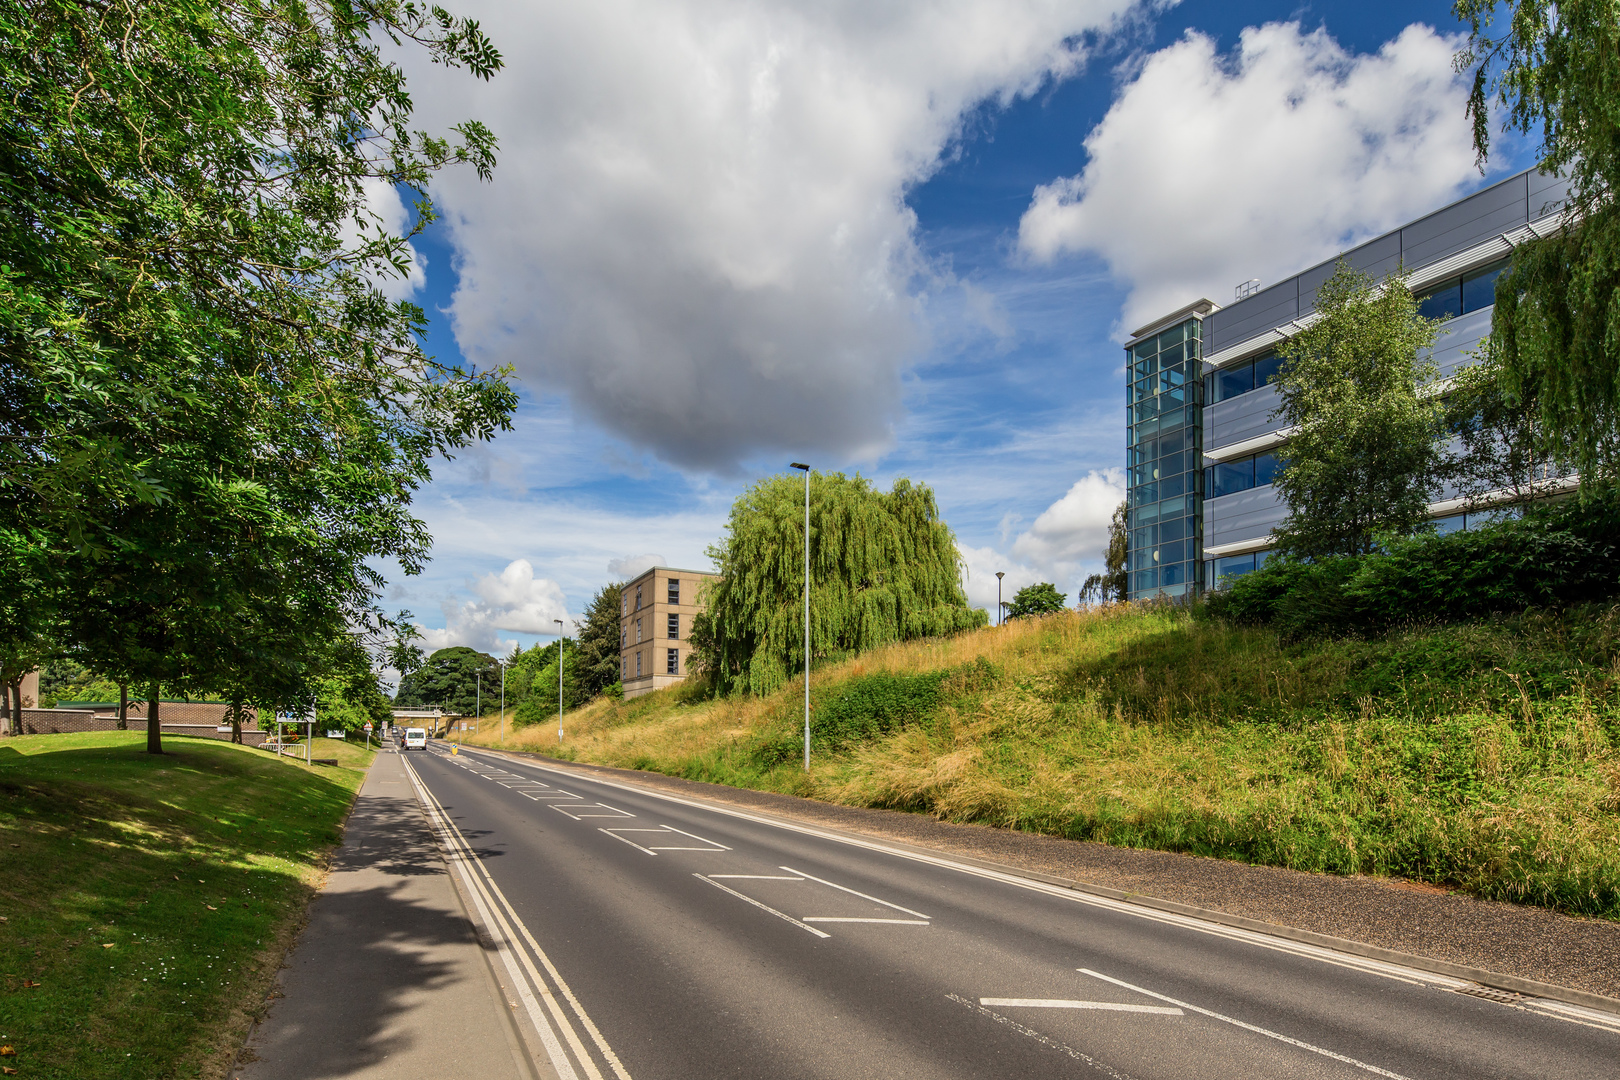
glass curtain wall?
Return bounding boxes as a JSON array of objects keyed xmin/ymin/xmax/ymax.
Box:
[{"xmin": 1125, "ymin": 317, "xmax": 1204, "ymax": 599}]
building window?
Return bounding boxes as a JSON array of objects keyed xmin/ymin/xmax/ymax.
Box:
[
  {"xmin": 667, "ymin": 613, "xmax": 679, "ymax": 638},
  {"xmin": 1205, "ymin": 550, "xmax": 1274, "ymax": 590},
  {"xmin": 635, "ymin": 618, "xmax": 642, "ymax": 643},
  {"xmin": 1417, "ymin": 259, "xmax": 1507, "ymax": 322},
  {"xmin": 1125, "ymin": 316, "xmax": 1204, "ymax": 602},
  {"xmin": 621, "ymin": 658, "xmax": 626, "ymax": 677},
  {"xmin": 667, "ymin": 648, "xmax": 679, "ymax": 675},
  {"xmin": 619, "ymin": 626, "xmax": 625, "ymax": 648},
  {"xmin": 1205, "ymin": 350, "xmax": 1285, "ymax": 404},
  {"xmin": 667, "ymin": 578, "xmax": 680, "ymax": 605},
  {"xmin": 635, "ymin": 585, "xmax": 642, "ymax": 610},
  {"xmin": 1206, "ymin": 451, "xmax": 1283, "ymax": 498}
]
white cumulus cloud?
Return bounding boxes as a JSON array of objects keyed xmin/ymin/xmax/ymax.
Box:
[
  {"xmin": 416, "ymin": 559, "xmax": 574, "ymax": 655},
  {"xmin": 399, "ymin": 0, "xmax": 1144, "ymax": 471},
  {"xmin": 1018, "ymin": 21, "xmax": 1478, "ymax": 330},
  {"xmin": 607, "ymin": 553, "xmax": 667, "ymax": 581},
  {"xmin": 1011, "ymin": 468, "xmax": 1124, "ymax": 573}
]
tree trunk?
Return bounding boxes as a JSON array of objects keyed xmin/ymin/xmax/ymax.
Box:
[
  {"xmin": 117, "ymin": 683, "xmax": 128, "ymax": 731},
  {"xmin": 229, "ymin": 699, "xmax": 243, "ymax": 744},
  {"xmin": 5, "ymin": 680, "xmax": 18, "ymax": 736},
  {"xmin": 146, "ymin": 684, "xmax": 162, "ymax": 754}
]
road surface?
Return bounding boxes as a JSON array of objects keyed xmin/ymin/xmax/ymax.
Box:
[{"xmin": 400, "ymin": 742, "xmax": 1620, "ymax": 1080}]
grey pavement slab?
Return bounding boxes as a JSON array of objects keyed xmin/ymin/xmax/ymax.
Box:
[{"xmin": 238, "ymin": 747, "xmax": 538, "ymax": 1080}]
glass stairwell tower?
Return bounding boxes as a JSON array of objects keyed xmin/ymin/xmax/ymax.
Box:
[{"xmin": 1124, "ymin": 301, "xmax": 1215, "ymax": 600}]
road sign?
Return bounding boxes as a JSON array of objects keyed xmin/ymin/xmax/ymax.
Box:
[{"xmin": 364, "ymin": 723, "xmax": 373, "ymax": 731}]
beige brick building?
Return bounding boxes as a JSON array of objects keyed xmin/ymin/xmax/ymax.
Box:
[{"xmin": 619, "ymin": 565, "xmax": 719, "ymax": 700}]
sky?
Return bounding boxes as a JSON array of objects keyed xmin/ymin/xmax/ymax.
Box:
[{"xmin": 372, "ymin": 0, "xmax": 1538, "ymax": 657}]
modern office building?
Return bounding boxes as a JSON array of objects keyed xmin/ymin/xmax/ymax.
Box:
[
  {"xmin": 619, "ymin": 565, "xmax": 720, "ymax": 699},
  {"xmin": 1124, "ymin": 167, "xmax": 1572, "ymax": 601}
]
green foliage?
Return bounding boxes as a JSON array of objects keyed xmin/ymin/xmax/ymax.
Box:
[
  {"xmin": 506, "ymin": 638, "xmax": 587, "ymax": 723},
  {"xmin": 695, "ymin": 472, "xmax": 986, "ymax": 696},
  {"xmin": 574, "ymin": 583, "xmax": 625, "ymax": 697},
  {"xmin": 0, "ymin": 0, "xmax": 516, "ymax": 751},
  {"xmin": 1271, "ymin": 261, "xmax": 1446, "ymax": 558},
  {"xmin": 394, "ymin": 646, "xmax": 500, "ymax": 715},
  {"xmin": 1077, "ymin": 501, "xmax": 1128, "ymax": 604},
  {"xmin": 1205, "ymin": 496, "xmax": 1620, "ymax": 638},
  {"xmin": 1443, "ymin": 343, "xmax": 1565, "ymax": 506},
  {"xmin": 36, "ymin": 662, "xmax": 122, "ymax": 710},
  {"xmin": 1007, "ymin": 582, "xmax": 1067, "ymax": 619},
  {"xmin": 1455, "ymin": 0, "xmax": 1620, "ymax": 485}
]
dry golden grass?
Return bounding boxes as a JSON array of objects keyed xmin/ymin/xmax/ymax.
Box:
[{"xmin": 463, "ymin": 604, "xmax": 1620, "ymax": 916}]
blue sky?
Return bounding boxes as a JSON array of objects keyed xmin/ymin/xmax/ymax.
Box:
[{"xmin": 376, "ymin": 0, "xmax": 1534, "ymax": 656}]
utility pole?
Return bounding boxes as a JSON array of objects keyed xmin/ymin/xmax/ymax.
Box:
[
  {"xmin": 554, "ymin": 618, "xmax": 565, "ymax": 744},
  {"xmin": 790, "ymin": 462, "xmax": 811, "ymax": 770}
]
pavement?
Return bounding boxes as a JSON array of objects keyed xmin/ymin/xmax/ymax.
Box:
[{"xmin": 236, "ymin": 745, "xmax": 540, "ymax": 1080}]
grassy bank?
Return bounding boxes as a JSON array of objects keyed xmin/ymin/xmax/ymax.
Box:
[
  {"xmin": 468, "ymin": 605, "xmax": 1620, "ymax": 918},
  {"xmin": 0, "ymin": 733, "xmax": 373, "ymax": 1079}
]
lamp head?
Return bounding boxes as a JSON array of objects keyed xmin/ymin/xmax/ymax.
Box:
[
  {"xmin": 996, "ymin": 571, "xmax": 1005, "ymax": 580},
  {"xmin": 789, "ymin": 462, "xmax": 809, "ymax": 471}
]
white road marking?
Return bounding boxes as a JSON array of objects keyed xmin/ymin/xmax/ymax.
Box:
[
  {"xmin": 779, "ymin": 865, "xmax": 931, "ymax": 920},
  {"xmin": 803, "ymin": 918, "xmax": 930, "ymax": 925},
  {"xmin": 599, "ymin": 825, "xmax": 731, "ymax": 854},
  {"xmin": 551, "ymin": 803, "xmax": 635, "ymax": 820},
  {"xmin": 694, "ymin": 874, "xmax": 830, "ymax": 938},
  {"xmin": 946, "ymin": 994, "xmax": 1143, "ymax": 1080},
  {"xmin": 404, "ymin": 754, "xmax": 632, "ymax": 1080},
  {"xmin": 708, "ymin": 875, "xmax": 805, "ymax": 880},
  {"xmin": 1078, "ymin": 969, "xmax": 1414, "ymax": 1079},
  {"xmin": 980, "ymin": 998, "xmax": 1182, "ymax": 1015}
]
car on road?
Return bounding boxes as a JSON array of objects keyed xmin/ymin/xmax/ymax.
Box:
[{"xmin": 403, "ymin": 728, "xmax": 427, "ymax": 750}]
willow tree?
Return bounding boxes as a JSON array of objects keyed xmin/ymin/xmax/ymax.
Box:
[
  {"xmin": 692, "ymin": 472, "xmax": 986, "ymax": 696},
  {"xmin": 1455, "ymin": 0, "xmax": 1620, "ymax": 485}
]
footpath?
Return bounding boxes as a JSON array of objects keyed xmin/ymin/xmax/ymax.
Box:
[{"xmin": 236, "ymin": 746, "xmax": 539, "ymax": 1080}]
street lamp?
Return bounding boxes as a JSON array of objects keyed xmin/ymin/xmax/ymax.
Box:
[
  {"xmin": 499, "ymin": 659, "xmax": 506, "ymax": 745},
  {"xmin": 790, "ymin": 462, "xmax": 811, "ymax": 770},
  {"xmin": 996, "ymin": 571, "xmax": 1005, "ymax": 627},
  {"xmin": 554, "ymin": 618, "xmax": 565, "ymax": 745}
]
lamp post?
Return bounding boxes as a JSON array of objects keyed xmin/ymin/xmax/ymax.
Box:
[
  {"xmin": 996, "ymin": 571, "xmax": 1005, "ymax": 627},
  {"xmin": 790, "ymin": 462, "xmax": 811, "ymax": 770},
  {"xmin": 499, "ymin": 659, "xmax": 506, "ymax": 745},
  {"xmin": 554, "ymin": 618, "xmax": 565, "ymax": 744}
]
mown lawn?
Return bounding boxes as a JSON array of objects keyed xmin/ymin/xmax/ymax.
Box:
[{"xmin": 0, "ymin": 732, "xmax": 372, "ymax": 1079}]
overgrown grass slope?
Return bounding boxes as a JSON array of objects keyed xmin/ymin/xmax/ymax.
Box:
[{"xmin": 470, "ymin": 605, "xmax": 1620, "ymax": 919}]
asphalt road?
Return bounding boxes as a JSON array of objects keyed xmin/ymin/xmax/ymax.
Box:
[{"xmin": 400, "ymin": 741, "xmax": 1620, "ymax": 1080}]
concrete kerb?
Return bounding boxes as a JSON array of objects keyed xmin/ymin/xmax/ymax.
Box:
[{"xmin": 467, "ymin": 745, "xmax": 1620, "ymax": 1020}]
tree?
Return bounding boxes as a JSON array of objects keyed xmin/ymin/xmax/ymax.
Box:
[
  {"xmin": 1444, "ymin": 342, "xmax": 1567, "ymax": 508},
  {"xmin": 0, "ymin": 1, "xmax": 515, "ymax": 752},
  {"xmin": 692, "ymin": 472, "xmax": 986, "ymax": 696},
  {"xmin": 1455, "ymin": 0, "xmax": 1620, "ymax": 486},
  {"xmin": 1006, "ymin": 582, "xmax": 1067, "ymax": 619},
  {"xmin": 510, "ymin": 639, "xmax": 585, "ymax": 725},
  {"xmin": 1077, "ymin": 501, "xmax": 1129, "ymax": 604},
  {"xmin": 394, "ymin": 647, "xmax": 500, "ymax": 716},
  {"xmin": 1271, "ymin": 261, "xmax": 1446, "ymax": 559},
  {"xmin": 573, "ymin": 584, "xmax": 625, "ymax": 697}
]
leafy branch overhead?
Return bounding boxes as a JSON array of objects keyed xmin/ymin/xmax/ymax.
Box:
[{"xmin": 0, "ymin": 1, "xmax": 516, "ymax": 749}]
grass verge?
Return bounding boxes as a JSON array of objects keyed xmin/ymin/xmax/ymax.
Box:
[
  {"xmin": 0, "ymin": 733, "xmax": 373, "ymax": 1079},
  {"xmin": 466, "ymin": 604, "xmax": 1620, "ymax": 919}
]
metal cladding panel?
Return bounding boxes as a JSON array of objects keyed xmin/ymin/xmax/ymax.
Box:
[
  {"xmin": 1205, "ymin": 280, "xmax": 1298, "ymax": 353},
  {"xmin": 1298, "ymin": 233, "xmax": 1403, "ymax": 315},
  {"xmin": 1528, "ymin": 169, "xmax": 1572, "ymax": 220},
  {"xmin": 1205, "ymin": 384, "xmax": 1282, "ymax": 453},
  {"xmin": 1400, "ymin": 173, "xmax": 1528, "ymax": 268},
  {"xmin": 1204, "ymin": 485, "xmax": 1288, "ymax": 550},
  {"xmin": 1425, "ymin": 307, "xmax": 1493, "ymax": 378}
]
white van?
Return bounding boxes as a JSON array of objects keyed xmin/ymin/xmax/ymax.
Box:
[{"xmin": 403, "ymin": 728, "xmax": 427, "ymax": 751}]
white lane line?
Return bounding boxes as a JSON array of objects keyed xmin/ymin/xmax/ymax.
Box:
[
  {"xmin": 551, "ymin": 803, "xmax": 635, "ymax": 820},
  {"xmin": 980, "ymin": 998, "xmax": 1182, "ymax": 1015},
  {"xmin": 651, "ymin": 825, "xmax": 731, "ymax": 851},
  {"xmin": 803, "ymin": 918, "xmax": 930, "ymax": 925},
  {"xmin": 693, "ymin": 874, "xmax": 830, "ymax": 938},
  {"xmin": 405, "ymin": 754, "xmax": 632, "ymax": 1080},
  {"xmin": 400, "ymin": 760, "xmax": 586, "ymax": 1080},
  {"xmin": 469, "ymin": 752, "xmax": 1472, "ymax": 999},
  {"xmin": 779, "ymin": 865, "xmax": 931, "ymax": 920},
  {"xmin": 1078, "ymin": 969, "xmax": 1413, "ymax": 1080},
  {"xmin": 946, "ymin": 994, "xmax": 1143, "ymax": 1080},
  {"xmin": 598, "ymin": 830, "xmax": 661, "ymax": 855},
  {"xmin": 708, "ymin": 875, "xmax": 804, "ymax": 880},
  {"xmin": 597, "ymin": 825, "xmax": 731, "ymax": 855}
]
